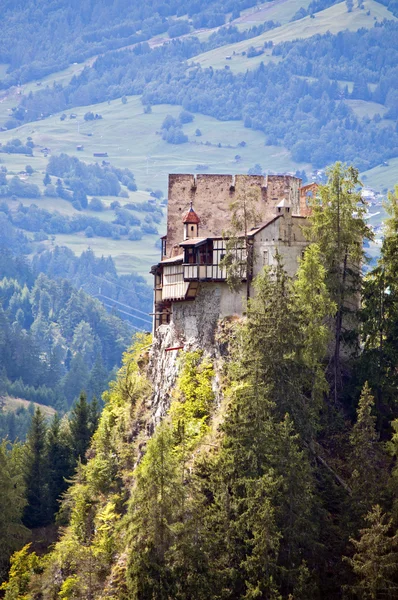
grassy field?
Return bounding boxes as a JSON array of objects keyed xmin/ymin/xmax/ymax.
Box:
[
  {"xmin": 22, "ymin": 62, "xmax": 94, "ymax": 96},
  {"xmin": 192, "ymin": 0, "xmax": 397, "ymax": 73},
  {"xmin": 345, "ymin": 99, "xmax": 387, "ymax": 119},
  {"xmin": 362, "ymin": 159, "xmax": 398, "ymax": 193},
  {"xmin": 0, "ymin": 96, "xmax": 309, "ymax": 279},
  {"xmin": 236, "ymin": 0, "xmax": 313, "ymax": 27},
  {"xmin": 2, "ymin": 188, "xmax": 165, "ymax": 281},
  {"xmin": 43, "ymin": 233, "xmax": 161, "ymax": 278},
  {"xmin": 2, "ymin": 395, "xmax": 56, "ymax": 418},
  {"xmin": 0, "ymin": 96, "xmax": 311, "ymax": 194}
]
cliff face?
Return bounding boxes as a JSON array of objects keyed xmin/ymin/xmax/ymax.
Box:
[
  {"xmin": 31, "ymin": 329, "xmax": 229, "ymax": 600},
  {"xmin": 148, "ymin": 301, "xmax": 233, "ymax": 424},
  {"xmin": 1, "ymin": 307, "xmax": 233, "ymax": 600}
]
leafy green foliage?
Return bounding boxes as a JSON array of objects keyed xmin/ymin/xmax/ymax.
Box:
[
  {"xmin": 170, "ymin": 351, "xmax": 214, "ymax": 453},
  {"xmin": 0, "ymin": 543, "xmax": 41, "ymax": 599}
]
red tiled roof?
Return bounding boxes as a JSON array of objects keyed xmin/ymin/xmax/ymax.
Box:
[{"xmin": 182, "ymin": 207, "xmax": 200, "ymax": 224}]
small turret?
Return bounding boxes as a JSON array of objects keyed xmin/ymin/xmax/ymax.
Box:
[
  {"xmin": 182, "ymin": 202, "xmax": 200, "ymax": 240},
  {"xmin": 276, "ymin": 198, "xmax": 292, "ymax": 217}
]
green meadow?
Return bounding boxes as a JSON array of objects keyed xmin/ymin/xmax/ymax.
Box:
[
  {"xmin": 0, "ymin": 96, "xmax": 311, "ymax": 193},
  {"xmin": 192, "ymin": 0, "xmax": 397, "ymax": 73}
]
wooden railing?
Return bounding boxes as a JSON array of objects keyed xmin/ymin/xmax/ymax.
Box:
[{"xmin": 183, "ymin": 264, "xmax": 227, "ymax": 281}]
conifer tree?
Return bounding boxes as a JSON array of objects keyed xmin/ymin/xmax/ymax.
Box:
[
  {"xmin": 349, "ymin": 383, "xmax": 387, "ymax": 523},
  {"xmin": 89, "ymin": 396, "xmax": 100, "ymax": 437},
  {"xmin": 165, "ymin": 457, "xmax": 216, "ymax": 600},
  {"xmin": 293, "ymin": 243, "xmax": 336, "ymax": 432},
  {"xmin": 242, "ymin": 256, "xmax": 309, "ymax": 436},
  {"xmin": 345, "ymin": 505, "xmax": 398, "ymax": 599},
  {"xmin": 0, "ymin": 441, "xmax": 28, "ymax": 582},
  {"xmin": 69, "ymin": 392, "xmax": 91, "ymax": 464},
  {"xmin": 199, "ymin": 262, "xmax": 319, "ymax": 598},
  {"xmin": 88, "ymin": 354, "xmax": 108, "ymax": 402},
  {"xmin": 306, "ymin": 163, "xmax": 372, "ymax": 401},
  {"xmin": 62, "ymin": 353, "xmax": 89, "ymax": 406},
  {"xmin": 46, "ymin": 413, "xmax": 72, "ymax": 518},
  {"xmin": 23, "ymin": 408, "xmax": 50, "ymax": 528},
  {"xmin": 127, "ymin": 423, "xmax": 183, "ymax": 600},
  {"xmin": 361, "ymin": 186, "xmax": 398, "ymax": 424}
]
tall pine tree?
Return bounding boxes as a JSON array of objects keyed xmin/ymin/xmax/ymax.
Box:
[
  {"xmin": 23, "ymin": 408, "xmax": 49, "ymax": 528},
  {"xmin": 345, "ymin": 505, "xmax": 398, "ymax": 599},
  {"xmin": 306, "ymin": 163, "xmax": 372, "ymax": 401},
  {"xmin": 69, "ymin": 392, "xmax": 92, "ymax": 464}
]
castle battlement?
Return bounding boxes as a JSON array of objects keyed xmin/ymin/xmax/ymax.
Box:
[{"xmin": 151, "ymin": 174, "xmax": 316, "ymax": 337}]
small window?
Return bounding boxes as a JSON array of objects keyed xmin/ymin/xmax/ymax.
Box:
[
  {"xmin": 263, "ymin": 250, "xmax": 269, "ymax": 266},
  {"xmin": 191, "ymin": 225, "xmax": 194, "ymax": 231}
]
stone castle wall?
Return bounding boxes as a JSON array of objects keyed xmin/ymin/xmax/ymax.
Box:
[{"xmin": 166, "ymin": 173, "xmax": 302, "ymax": 256}]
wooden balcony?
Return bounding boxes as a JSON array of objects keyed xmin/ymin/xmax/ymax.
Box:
[{"xmin": 183, "ymin": 264, "xmax": 227, "ymax": 281}]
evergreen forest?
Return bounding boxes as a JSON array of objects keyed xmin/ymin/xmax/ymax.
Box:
[
  {"xmin": 0, "ymin": 0, "xmax": 397, "ymax": 596},
  {"xmin": 1, "ymin": 164, "xmax": 398, "ymax": 599}
]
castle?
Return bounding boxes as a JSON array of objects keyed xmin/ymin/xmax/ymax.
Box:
[{"xmin": 151, "ymin": 174, "xmax": 316, "ymax": 340}]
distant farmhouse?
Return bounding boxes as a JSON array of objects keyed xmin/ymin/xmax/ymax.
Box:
[{"xmin": 151, "ymin": 174, "xmax": 316, "ymax": 338}]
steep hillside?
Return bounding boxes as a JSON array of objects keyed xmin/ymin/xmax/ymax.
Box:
[
  {"xmin": 193, "ymin": 0, "xmax": 397, "ymax": 71},
  {"xmin": 0, "ymin": 0, "xmax": 259, "ymax": 86},
  {"xmin": 4, "ymin": 174, "xmax": 398, "ymax": 598},
  {"xmin": 2, "ymin": 2, "xmax": 395, "ymax": 182}
]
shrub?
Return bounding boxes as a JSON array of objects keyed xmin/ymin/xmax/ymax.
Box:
[
  {"xmin": 88, "ymin": 197, "xmax": 104, "ymax": 211},
  {"xmin": 141, "ymin": 223, "xmax": 158, "ymax": 235},
  {"xmin": 128, "ymin": 228, "xmax": 143, "ymax": 241},
  {"xmin": 179, "ymin": 110, "xmax": 194, "ymax": 124}
]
